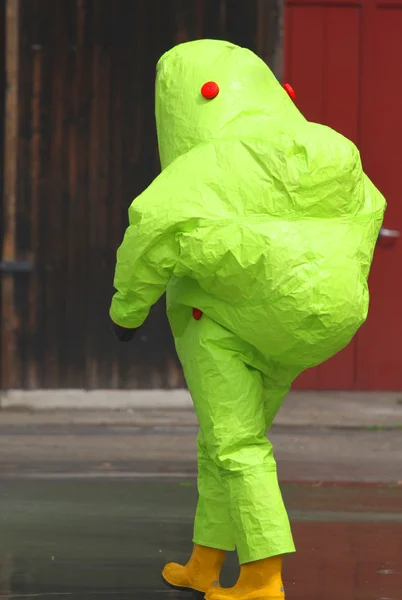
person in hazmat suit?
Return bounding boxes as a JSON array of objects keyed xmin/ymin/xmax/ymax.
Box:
[{"xmin": 110, "ymin": 40, "xmax": 386, "ymax": 600}]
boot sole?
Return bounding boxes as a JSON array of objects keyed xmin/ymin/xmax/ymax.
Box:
[{"xmin": 161, "ymin": 574, "xmax": 205, "ymax": 599}]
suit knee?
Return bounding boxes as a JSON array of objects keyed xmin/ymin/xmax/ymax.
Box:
[{"xmin": 208, "ymin": 437, "xmax": 275, "ymax": 474}]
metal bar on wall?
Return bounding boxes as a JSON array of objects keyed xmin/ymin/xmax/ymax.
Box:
[{"xmin": 1, "ymin": 0, "xmax": 19, "ymax": 389}]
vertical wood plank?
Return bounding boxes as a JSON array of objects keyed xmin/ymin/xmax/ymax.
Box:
[
  {"xmin": 64, "ymin": 0, "xmax": 88, "ymax": 387},
  {"xmin": 15, "ymin": 0, "xmax": 34, "ymax": 389},
  {"xmin": 35, "ymin": 0, "xmax": 53, "ymax": 388},
  {"xmin": 0, "ymin": 0, "xmax": 4, "ymax": 207},
  {"xmin": 1, "ymin": 0, "xmax": 19, "ymax": 389},
  {"xmin": 26, "ymin": 5, "xmax": 42, "ymax": 389},
  {"xmin": 257, "ymin": 0, "xmax": 283, "ymax": 77},
  {"xmin": 86, "ymin": 0, "xmax": 114, "ymax": 388},
  {"xmin": 109, "ymin": 11, "xmax": 123, "ymax": 389},
  {"xmin": 42, "ymin": 0, "xmax": 69, "ymax": 386},
  {"xmin": 0, "ymin": 2, "xmax": 4, "ymax": 363}
]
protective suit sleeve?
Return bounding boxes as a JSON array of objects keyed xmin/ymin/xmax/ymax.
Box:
[
  {"xmin": 109, "ymin": 148, "xmax": 209, "ymax": 329},
  {"xmin": 110, "ymin": 184, "xmax": 181, "ymax": 329}
]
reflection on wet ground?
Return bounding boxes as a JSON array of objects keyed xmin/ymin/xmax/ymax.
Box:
[{"xmin": 0, "ymin": 479, "xmax": 400, "ymax": 599}]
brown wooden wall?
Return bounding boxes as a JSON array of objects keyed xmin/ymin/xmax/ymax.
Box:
[{"xmin": 1, "ymin": 0, "xmax": 282, "ymax": 389}]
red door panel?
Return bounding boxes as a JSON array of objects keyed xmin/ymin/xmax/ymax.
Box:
[
  {"xmin": 376, "ymin": 0, "xmax": 402, "ymax": 5},
  {"xmin": 287, "ymin": 0, "xmax": 363, "ymax": 5},
  {"xmin": 285, "ymin": 2, "xmax": 361, "ymax": 389},
  {"xmin": 357, "ymin": 2, "xmax": 402, "ymax": 389}
]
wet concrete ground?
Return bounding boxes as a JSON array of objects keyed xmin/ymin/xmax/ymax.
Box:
[{"xmin": 0, "ymin": 478, "xmax": 401, "ymax": 600}]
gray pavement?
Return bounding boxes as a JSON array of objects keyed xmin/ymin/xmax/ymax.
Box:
[
  {"xmin": 0, "ymin": 391, "xmax": 401, "ymax": 482},
  {"xmin": 2, "ymin": 390, "xmax": 402, "ymax": 428}
]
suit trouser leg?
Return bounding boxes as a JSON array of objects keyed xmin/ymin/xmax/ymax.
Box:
[{"xmin": 175, "ymin": 314, "xmax": 295, "ymax": 564}]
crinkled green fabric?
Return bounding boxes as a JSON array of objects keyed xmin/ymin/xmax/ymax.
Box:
[{"xmin": 110, "ymin": 40, "xmax": 386, "ymax": 562}]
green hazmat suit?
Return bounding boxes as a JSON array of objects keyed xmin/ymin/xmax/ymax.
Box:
[{"xmin": 110, "ymin": 40, "xmax": 386, "ymax": 563}]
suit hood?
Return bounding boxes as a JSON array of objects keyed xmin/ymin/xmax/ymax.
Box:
[{"xmin": 155, "ymin": 39, "xmax": 304, "ymax": 170}]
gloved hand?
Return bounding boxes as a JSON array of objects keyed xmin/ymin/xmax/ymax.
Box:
[{"xmin": 111, "ymin": 320, "xmax": 136, "ymax": 342}]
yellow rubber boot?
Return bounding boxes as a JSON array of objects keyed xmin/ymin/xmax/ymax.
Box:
[
  {"xmin": 205, "ymin": 556, "xmax": 285, "ymax": 600},
  {"xmin": 162, "ymin": 544, "xmax": 226, "ymax": 596}
]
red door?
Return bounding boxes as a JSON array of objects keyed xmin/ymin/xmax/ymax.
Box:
[
  {"xmin": 357, "ymin": 0, "xmax": 402, "ymax": 389},
  {"xmin": 285, "ymin": 0, "xmax": 402, "ymax": 390}
]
